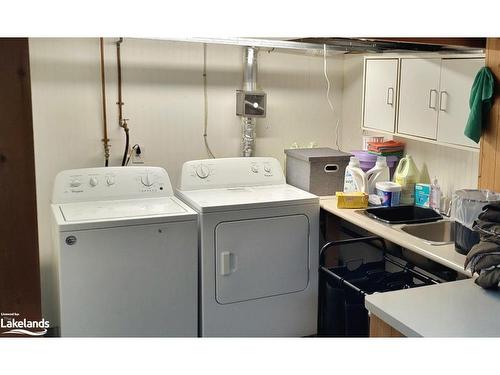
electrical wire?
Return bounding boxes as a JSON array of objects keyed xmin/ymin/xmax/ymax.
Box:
[
  {"xmin": 121, "ymin": 124, "xmax": 130, "ymax": 167},
  {"xmin": 202, "ymin": 43, "xmax": 215, "ymax": 158},
  {"xmin": 323, "ymin": 43, "xmax": 342, "ymax": 151}
]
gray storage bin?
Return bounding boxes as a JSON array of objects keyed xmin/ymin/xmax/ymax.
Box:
[{"xmin": 285, "ymin": 148, "xmax": 352, "ymax": 196}]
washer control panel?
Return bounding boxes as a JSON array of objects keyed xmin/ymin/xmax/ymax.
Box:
[
  {"xmin": 179, "ymin": 157, "xmax": 285, "ymax": 191},
  {"xmin": 53, "ymin": 166, "xmax": 174, "ymax": 204}
]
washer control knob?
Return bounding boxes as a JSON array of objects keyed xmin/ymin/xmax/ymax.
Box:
[
  {"xmin": 196, "ymin": 164, "xmax": 210, "ymax": 179},
  {"xmin": 264, "ymin": 166, "xmax": 271, "ymax": 173},
  {"xmin": 89, "ymin": 177, "xmax": 98, "ymax": 187},
  {"xmin": 106, "ymin": 176, "xmax": 115, "ymax": 186},
  {"xmin": 251, "ymin": 165, "xmax": 259, "ymax": 173},
  {"xmin": 69, "ymin": 179, "xmax": 81, "ymax": 188},
  {"xmin": 141, "ymin": 173, "xmax": 154, "ymax": 187}
]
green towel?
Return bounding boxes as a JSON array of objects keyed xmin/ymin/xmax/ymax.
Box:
[{"xmin": 464, "ymin": 67, "xmax": 495, "ymax": 143}]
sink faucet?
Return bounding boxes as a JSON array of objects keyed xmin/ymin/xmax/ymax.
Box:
[{"xmin": 439, "ymin": 196, "xmax": 452, "ymax": 218}]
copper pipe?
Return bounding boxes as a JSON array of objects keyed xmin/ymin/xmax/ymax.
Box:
[{"xmin": 99, "ymin": 37, "xmax": 110, "ymax": 166}]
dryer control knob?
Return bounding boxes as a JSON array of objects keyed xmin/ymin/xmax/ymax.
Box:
[
  {"xmin": 141, "ymin": 173, "xmax": 154, "ymax": 187},
  {"xmin": 106, "ymin": 176, "xmax": 115, "ymax": 186},
  {"xmin": 196, "ymin": 164, "xmax": 210, "ymax": 179},
  {"xmin": 69, "ymin": 179, "xmax": 81, "ymax": 188},
  {"xmin": 89, "ymin": 177, "xmax": 98, "ymax": 187},
  {"xmin": 264, "ymin": 166, "xmax": 271, "ymax": 173}
]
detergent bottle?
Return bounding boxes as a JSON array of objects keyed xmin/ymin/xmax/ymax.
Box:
[
  {"xmin": 366, "ymin": 156, "xmax": 390, "ymax": 194},
  {"xmin": 344, "ymin": 157, "xmax": 368, "ymax": 193},
  {"xmin": 393, "ymin": 155, "xmax": 419, "ymax": 205}
]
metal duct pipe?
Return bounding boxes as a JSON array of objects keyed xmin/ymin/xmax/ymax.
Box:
[
  {"xmin": 241, "ymin": 47, "xmax": 258, "ymax": 157},
  {"xmin": 243, "ymin": 47, "xmax": 258, "ymax": 91}
]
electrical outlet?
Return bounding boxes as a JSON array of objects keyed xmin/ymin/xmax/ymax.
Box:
[{"xmin": 131, "ymin": 145, "xmax": 145, "ymax": 165}]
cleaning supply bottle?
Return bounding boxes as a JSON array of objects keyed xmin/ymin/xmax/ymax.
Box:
[
  {"xmin": 366, "ymin": 156, "xmax": 390, "ymax": 194},
  {"xmin": 430, "ymin": 177, "xmax": 442, "ymax": 212},
  {"xmin": 344, "ymin": 157, "xmax": 368, "ymax": 193},
  {"xmin": 393, "ymin": 155, "xmax": 419, "ymax": 205}
]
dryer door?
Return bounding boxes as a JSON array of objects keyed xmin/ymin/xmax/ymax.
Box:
[{"xmin": 215, "ymin": 214, "xmax": 309, "ymax": 305}]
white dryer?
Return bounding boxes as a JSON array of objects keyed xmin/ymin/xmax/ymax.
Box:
[
  {"xmin": 177, "ymin": 157, "xmax": 319, "ymax": 337},
  {"xmin": 52, "ymin": 166, "xmax": 198, "ymax": 337}
]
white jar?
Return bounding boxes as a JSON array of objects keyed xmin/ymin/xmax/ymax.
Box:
[{"xmin": 376, "ymin": 181, "xmax": 402, "ymax": 207}]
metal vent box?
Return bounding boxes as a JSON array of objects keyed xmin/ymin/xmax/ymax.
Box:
[{"xmin": 285, "ymin": 148, "xmax": 352, "ymax": 196}]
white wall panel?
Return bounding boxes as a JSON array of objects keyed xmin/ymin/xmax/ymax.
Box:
[{"xmin": 29, "ymin": 38, "xmax": 344, "ymax": 325}]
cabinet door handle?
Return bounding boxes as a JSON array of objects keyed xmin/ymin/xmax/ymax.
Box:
[
  {"xmin": 386, "ymin": 87, "xmax": 394, "ymax": 105},
  {"xmin": 428, "ymin": 89, "xmax": 438, "ymax": 109},
  {"xmin": 439, "ymin": 91, "xmax": 448, "ymax": 112}
]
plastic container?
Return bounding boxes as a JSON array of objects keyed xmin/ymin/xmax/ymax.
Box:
[
  {"xmin": 365, "ymin": 205, "xmax": 442, "ymax": 224},
  {"xmin": 366, "ymin": 156, "xmax": 390, "ymax": 194},
  {"xmin": 393, "ymin": 155, "xmax": 419, "ymax": 205},
  {"xmin": 451, "ymin": 189, "xmax": 500, "ymax": 255},
  {"xmin": 375, "ymin": 181, "xmax": 401, "ymax": 207},
  {"xmin": 350, "ymin": 150, "xmax": 400, "ymax": 178},
  {"xmin": 430, "ymin": 177, "xmax": 442, "ymax": 211},
  {"xmin": 344, "ymin": 157, "xmax": 368, "ymax": 193},
  {"xmin": 336, "ymin": 192, "xmax": 369, "ymax": 209}
]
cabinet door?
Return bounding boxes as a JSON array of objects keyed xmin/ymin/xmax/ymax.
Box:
[
  {"xmin": 398, "ymin": 58, "xmax": 442, "ymax": 139},
  {"xmin": 362, "ymin": 59, "xmax": 399, "ymax": 133},
  {"xmin": 437, "ymin": 58, "xmax": 484, "ymax": 149}
]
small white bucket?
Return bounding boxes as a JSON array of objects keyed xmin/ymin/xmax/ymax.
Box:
[{"xmin": 376, "ymin": 181, "xmax": 402, "ymax": 207}]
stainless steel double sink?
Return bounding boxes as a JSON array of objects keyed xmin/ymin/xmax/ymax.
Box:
[{"xmin": 360, "ymin": 206, "xmax": 455, "ymax": 246}]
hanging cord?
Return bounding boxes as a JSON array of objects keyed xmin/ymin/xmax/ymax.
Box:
[
  {"xmin": 125, "ymin": 144, "xmax": 140, "ymax": 166},
  {"xmin": 121, "ymin": 120, "xmax": 130, "ymax": 167},
  {"xmin": 99, "ymin": 38, "xmax": 110, "ymax": 166},
  {"xmin": 202, "ymin": 43, "xmax": 215, "ymax": 158},
  {"xmin": 116, "ymin": 37, "xmax": 130, "ymax": 166},
  {"xmin": 323, "ymin": 44, "xmax": 341, "ymax": 151}
]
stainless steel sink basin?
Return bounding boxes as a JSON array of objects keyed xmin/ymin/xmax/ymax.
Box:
[{"xmin": 399, "ymin": 220, "xmax": 455, "ymax": 245}]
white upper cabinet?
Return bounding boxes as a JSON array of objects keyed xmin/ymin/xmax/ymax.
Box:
[
  {"xmin": 436, "ymin": 58, "xmax": 484, "ymax": 149},
  {"xmin": 398, "ymin": 58, "xmax": 442, "ymax": 139},
  {"xmin": 362, "ymin": 59, "xmax": 399, "ymax": 133},
  {"xmin": 361, "ymin": 55, "xmax": 485, "ymax": 151}
]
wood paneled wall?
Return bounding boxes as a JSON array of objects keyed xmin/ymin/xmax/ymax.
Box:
[
  {"xmin": 0, "ymin": 38, "xmax": 41, "ymax": 332},
  {"xmin": 479, "ymin": 38, "xmax": 500, "ymax": 190}
]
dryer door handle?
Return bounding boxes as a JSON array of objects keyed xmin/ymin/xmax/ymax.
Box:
[{"xmin": 220, "ymin": 251, "xmax": 236, "ymax": 276}]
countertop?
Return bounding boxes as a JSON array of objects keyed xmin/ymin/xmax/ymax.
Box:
[
  {"xmin": 319, "ymin": 196, "xmax": 469, "ymax": 276},
  {"xmin": 365, "ymin": 279, "xmax": 500, "ymax": 337}
]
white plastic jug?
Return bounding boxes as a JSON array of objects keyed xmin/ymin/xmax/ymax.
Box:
[
  {"xmin": 366, "ymin": 156, "xmax": 390, "ymax": 194},
  {"xmin": 344, "ymin": 157, "xmax": 368, "ymax": 193},
  {"xmin": 393, "ymin": 155, "xmax": 419, "ymax": 205}
]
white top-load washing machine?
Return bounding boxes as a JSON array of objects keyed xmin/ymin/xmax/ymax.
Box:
[
  {"xmin": 52, "ymin": 166, "xmax": 198, "ymax": 337},
  {"xmin": 177, "ymin": 157, "xmax": 319, "ymax": 337}
]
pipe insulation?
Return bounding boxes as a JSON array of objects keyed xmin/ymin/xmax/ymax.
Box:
[{"xmin": 241, "ymin": 47, "xmax": 258, "ymax": 157}]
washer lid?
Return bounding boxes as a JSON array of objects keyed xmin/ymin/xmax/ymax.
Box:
[
  {"xmin": 59, "ymin": 197, "xmax": 188, "ymax": 222},
  {"xmin": 177, "ymin": 184, "xmax": 318, "ymax": 213}
]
